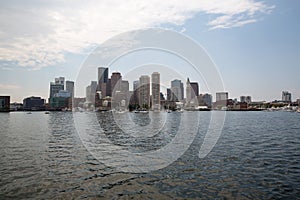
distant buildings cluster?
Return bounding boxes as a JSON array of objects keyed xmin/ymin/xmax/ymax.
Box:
[
  {"xmin": 82, "ymin": 67, "xmax": 213, "ymax": 111},
  {"xmin": 0, "ymin": 67, "xmax": 299, "ymax": 112}
]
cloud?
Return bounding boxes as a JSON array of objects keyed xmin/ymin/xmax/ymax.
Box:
[
  {"xmin": 0, "ymin": 0, "xmax": 274, "ymax": 70},
  {"xmin": 0, "ymin": 84, "xmax": 20, "ymax": 90}
]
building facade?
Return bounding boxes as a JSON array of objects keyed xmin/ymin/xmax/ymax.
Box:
[
  {"xmin": 111, "ymin": 72, "xmax": 122, "ymax": 94},
  {"xmin": 66, "ymin": 81, "xmax": 74, "ymax": 99},
  {"xmin": 23, "ymin": 96, "xmax": 45, "ymax": 111},
  {"xmin": 282, "ymin": 91, "xmax": 292, "ymax": 103},
  {"xmin": 240, "ymin": 96, "xmax": 251, "ymax": 104},
  {"xmin": 139, "ymin": 75, "xmax": 150, "ymax": 108},
  {"xmin": 171, "ymin": 79, "xmax": 183, "ymax": 101},
  {"xmin": 0, "ymin": 96, "xmax": 10, "ymax": 112},
  {"xmin": 151, "ymin": 72, "xmax": 160, "ymax": 110},
  {"xmin": 216, "ymin": 92, "xmax": 229, "ymax": 102}
]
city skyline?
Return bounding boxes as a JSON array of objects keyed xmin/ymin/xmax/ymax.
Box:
[{"xmin": 0, "ymin": 1, "xmax": 300, "ymax": 102}]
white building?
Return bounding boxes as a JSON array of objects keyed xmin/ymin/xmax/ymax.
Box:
[{"xmin": 216, "ymin": 92, "xmax": 228, "ymax": 102}]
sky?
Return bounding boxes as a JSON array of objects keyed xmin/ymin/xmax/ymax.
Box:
[{"xmin": 0, "ymin": 0, "xmax": 299, "ymax": 102}]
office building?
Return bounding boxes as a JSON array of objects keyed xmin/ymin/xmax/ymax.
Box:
[
  {"xmin": 151, "ymin": 72, "xmax": 160, "ymax": 110},
  {"xmin": 240, "ymin": 96, "xmax": 251, "ymax": 104},
  {"xmin": 190, "ymin": 82, "xmax": 199, "ymax": 98},
  {"xmin": 202, "ymin": 93, "xmax": 213, "ymax": 107},
  {"xmin": 49, "ymin": 77, "xmax": 65, "ymax": 98},
  {"xmin": 171, "ymin": 79, "xmax": 183, "ymax": 101},
  {"xmin": 186, "ymin": 78, "xmax": 199, "ymax": 103},
  {"xmin": 0, "ymin": 96, "xmax": 10, "ymax": 112},
  {"xmin": 98, "ymin": 67, "xmax": 109, "ymax": 85},
  {"xmin": 98, "ymin": 67, "xmax": 109, "ymax": 97},
  {"xmin": 55, "ymin": 77, "xmax": 65, "ymax": 85},
  {"xmin": 111, "ymin": 72, "xmax": 122, "ymax": 93},
  {"xmin": 139, "ymin": 75, "xmax": 150, "ymax": 108},
  {"xmin": 86, "ymin": 85, "xmax": 91, "ymax": 102},
  {"xmin": 49, "ymin": 82, "xmax": 64, "ymax": 99},
  {"xmin": 121, "ymin": 80, "xmax": 129, "ymax": 93},
  {"xmin": 130, "ymin": 80, "xmax": 139, "ymax": 105},
  {"xmin": 66, "ymin": 81, "xmax": 74, "ymax": 99},
  {"xmin": 160, "ymin": 92, "xmax": 165, "ymax": 101},
  {"xmin": 216, "ymin": 92, "xmax": 229, "ymax": 102},
  {"xmin": 167, "ymin": 88, "xmax": 171, "ymax": 101},
  {"xmin": 282, "ymin": 91, "xmax": 292, "ymax": 103},
  {"xmin": 23, "ymin": 96, "xmax": 45, "ymax": 111}
]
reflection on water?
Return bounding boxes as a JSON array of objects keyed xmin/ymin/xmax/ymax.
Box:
[{"xmin": 0, "ymin": 111, "xmax": 299, "ymax": 199}]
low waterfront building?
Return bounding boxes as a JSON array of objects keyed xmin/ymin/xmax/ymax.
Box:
[
  {"xmin": 0, "ymin": 96, "xmax": 10, "ymax": 112},
  {"xmin": 23, "ymin": 96, "xmax": 45, "ymax": 111},
  {"xmin": 49, "ymin": 97, "xmax": 69, "ymax": 110},
  {"xmin": 10, "ymin": 102, "xmax": 23, "ymax": 111}
]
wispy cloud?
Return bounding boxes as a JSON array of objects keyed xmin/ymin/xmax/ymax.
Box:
[
  {"xmin": 0, "ymin": 84, "xmax": 20, "ymax": 90},
  {"xmin": 0, "ymin": 0, "xmax": 274, "ymax": 70}
]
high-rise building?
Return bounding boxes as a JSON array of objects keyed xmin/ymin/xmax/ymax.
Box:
[
  {"xmin": 186, "ymin": 78, "xmax": 199, "ymax": 102},
  {"xmin": 240, "ymin": 96, "xmax": 246, "ymax": 103},
  {"xmin": 86, "ymin": 85, "xmax": 91, "ymax": 102},
  {"xmin": 151, "ymin": 72, "xmax": 160, "ymax": 110},
  {"xmin": 49, "ymin": 77, "xmax": 65, "ymax": 99},
  {"xmin": 139, "ymin": 75, "xmax": 150, "ymax": 108},
  {"xmin": 106, "ymin": 79, "xmax": 112, "ymax": 97},
  {"xmin": 66, "ymin": 81, "xmax": 74, "ymax": 99},
  {"xmin": 121, "ymin": 80, "xmax": 129, "ymax": 93},
  {"xmin": 240, "ymin": 96, "xmax": 251, "ymax": 103},
  {"xmin": 111, "ymin": 72, "xmax": 122, "ymax": 93},
  {"xmin": 190, "ymin": 82, "xmax": 199, "ymax": 98},
  {"xmin": 160, "ymin": 92, "xmax": 165, "ymax": 101},
  {"xmin": 98, "ymin": 67, "xmax": 109, "ymax": 97},
  {"xmin": 98, "ymin": 67, "xmax": 108, "ymax": 85},
  {"xmin": 55, "ymin": 77, "xmax": 65, "ymax": 85},
  {"xmin": 171, "ymin": 79, "xmax": 183, "ymax": 101},
  {"xmin": 202, "ymin": 93, "xmax": 212, "ymax": 107},
  {"xmin": 167, "ymin": 88, "xmax": 172, "ymax": 101},
  {"xmin": 282, "ymin": 91, "xmax": 292, "ymax": 103},
  {"xmin": 131, "ymin": 80, "xmax": 139, "ymax": 105},
  {"xmin": 216, "ymin": 92, "xmax": 228, "ymax": 102},
  {"xmin": 91, "ymin": 81, "xmax": 98, "ymax": 104}
]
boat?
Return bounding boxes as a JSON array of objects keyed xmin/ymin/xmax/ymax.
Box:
[
  {"xmin": 140, "ymin": 110, "xmax": 149, "ymax": 114},
  {"xmin": 297, "ymin": 109, "xmax": 300, "ymax": 113},
  {"xmin": 27, "ymin": 112, "xmax": 32, "ymax": 114},
  {"xmin": 45, "ymin": 111, "xmax": 50, "ymax": 114},
  {"xmin": 134, "ymin": 108, "xmax": 149, "ymax": 113}
]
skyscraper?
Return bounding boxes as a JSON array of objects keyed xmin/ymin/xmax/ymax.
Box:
[
  {"xmin": 55, "ymin": 77, "xmax": 65, "ymax": 85},
  {"xmin": 151, "ymin": 72, "xmax": 160, "ymax": 110},
  {"xmin": 139, "ymin": 75, "xmax": 150, "ymax": 108},
  {"xmin": 171, "ymin": 79, "xmax": 183, "ymax": 101},
  {"xmin": 49, "ymin": 77, "xmax": 65, "ymax": 99},
  {"xmin": 98, "ymin": 67, "xmax": 108, "ymax": 85},
  {"xmin": 111, "ymin": 72, "xmax": 122, "ymax": 93},
  {"xmin": 66, "ymin": 81, "xmax": 74, "ymax": 99},
  {"xmin": 131, "ymin": 80, "xmax": 139, "ymax": 105},
  {"xmin": 190, "ymin": 82, "xmax": 199, "ymax": 98},
  {"xmin": 186, "ymin": 78, "xmax": 192, "ymax": 103}
]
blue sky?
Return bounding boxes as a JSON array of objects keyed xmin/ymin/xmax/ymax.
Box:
[{"xmin": 0, "ymin": 0, "xmax": 299, "ymax": 102}]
